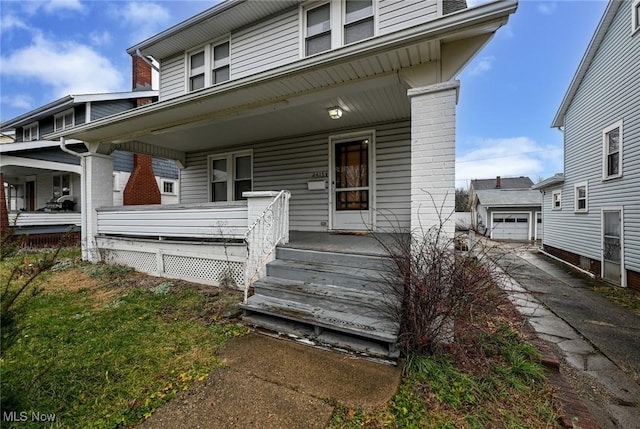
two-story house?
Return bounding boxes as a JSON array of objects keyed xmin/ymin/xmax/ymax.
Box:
[
  {"xmin": 534, "ymin": 0, "xmax": 639, "ymax": 290},
  {"xmin": 50, "ymin": 0, "xmax": 518, "ymax": 357},
  {"xmin": 0, "ymin": 57, "xmax": 180, "ymax": 244}
]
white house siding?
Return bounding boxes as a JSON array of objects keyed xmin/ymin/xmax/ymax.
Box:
[
  {"xmin": 544, "ymin": 1, "xmax": 640, "ymax": 275},
  {"xmin": 179, "ymin": 121, "xmax": 411, "ymax": 232},
  {"xmin": 378, "ymin": 0, "xmax": 438, "ymax": 35},
  {"xmin": 159, "ymin": 54, "xmax": 185, "ymax": 101},
  {"xmin": 231, "ymin": 9, "xmax": 299, "ymax": 80}
]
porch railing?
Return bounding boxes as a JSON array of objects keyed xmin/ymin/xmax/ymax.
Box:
[
  {"xmin": 96, "ymin": 202, "xmax": 248, "ymax": 240},
  {"xmin": 8, "ymin": 212, "xmax": 82, "ymax": 227},
  {"xmin": 243, "ymin": 190, "xmax": 291, "ymax": 302}
]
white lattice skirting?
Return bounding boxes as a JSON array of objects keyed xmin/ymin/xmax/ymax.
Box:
[{"xmin": 96, "ymin": 237, "xmax": 246, "ymax": 288}]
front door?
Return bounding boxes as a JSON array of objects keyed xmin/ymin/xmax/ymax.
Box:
[
  {"xmin": 602, "ymin": 209, "xmax": 623, "ymax": 285},
  {"xmin": 26, "ymin": 181, "xmax": 35, "ymax": 211},
  {"xmin": 331, "ymin": 138, "xmax": 372, "ymax": 230}
]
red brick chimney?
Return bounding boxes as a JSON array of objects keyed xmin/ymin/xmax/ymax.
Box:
[
  {"xmin": 132, "ymin": 54, "xmax": 153, "ymax": 106},
  {"xmin": 123, "ymin": 154, "xmax": 161, "ymax": 205},
  {"xmin": 0, "ymin": 173, "xmax": 10, "ymax": 237},
  {"xmin": 495, "ymin": 176, "xmax": 501, "ymax": 189}
]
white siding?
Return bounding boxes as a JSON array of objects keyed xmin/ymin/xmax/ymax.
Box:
[
  {"xmin": 231, "ymin": 9, "xmax": 299, "ymax": 80},
  {"xmin": 179, "ymin": 121, "xmax": 411, "ymax": 232},
  {"xmin": 379, "ymin": 0, "xmax": 438, "ymax": 35},
  {"xmin": 159, "ymin": 54, "xmax": 185, "ymax": 101},
  {"xmin": 544, "ymin": 0, "xmax": 640, "ymax": 273}
]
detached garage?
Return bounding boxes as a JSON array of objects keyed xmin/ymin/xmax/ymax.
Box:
[{"xmin": 472, "ymin": 189, "xmax": 541, "ymax": 241}]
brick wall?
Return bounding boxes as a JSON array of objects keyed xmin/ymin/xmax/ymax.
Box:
[
  {"xmin": 132, "ymin": 55, "xmax": 154, "ymax": 106},
  {"xmin": 627, "ymin": 270, "xmax": 640, "ymax": 292},
  {"xmin": 123, "ymin": 154, "xmax": 161, "ymax": 205}
]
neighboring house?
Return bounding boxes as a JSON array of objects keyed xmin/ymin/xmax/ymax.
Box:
[
  {"xmin": 50, "ymin": 0, "xmax": 517, "ymax": 356},
  {"xmin": 534, "ymin": 0, "xmax": 639, "ymax": 290},
  {"xmin": 469, "ymin": 176, "xmax": 540, "ymax": 240},
  {"xmin": 0, "ymin": 58, "xmax": 180, "ymax": 241}
]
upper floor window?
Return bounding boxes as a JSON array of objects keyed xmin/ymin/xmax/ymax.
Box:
[
  {"xmin": 344, "ymin": 0, "xmax": 374, "ymax": 45},
  {"xmin": 574, "ymin": 181, "xmax": 588, "ymax": 213},
  {"xmin": 54, "ymin": 109, "xmax": 74, "ymax": 131},
  {"xmin": 304, "ymin": 0, "xmax": 375, "ymax": 57},
  {"xmin": 187, "ymin": 39, "xmax": 230, "ymax": 92},
  {"xmin": 633, "ymin": 0, "xmax": 639, "ymax": 34},
  {"xmin": 208, "ymin": 151, "xmax": 252, "ymax": 202},
  {"xmin": 603, "ymin": 120, "xmax": 623, "ymax": 180},
  {"xmin": 552, "ymin": 189, "xmax": 561, "ymax": 210},
  {"xmin": 23, "ymin": 122, "xmax": 39, "ymax": 141}
]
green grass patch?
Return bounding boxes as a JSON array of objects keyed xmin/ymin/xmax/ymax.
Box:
[
  {"xmin": 329, "ymin": 323, "xmax": 558, "ymax": 429},
  {"xmin": 1, "ymin": 251, "xmax": 245, "ymax": 428}
]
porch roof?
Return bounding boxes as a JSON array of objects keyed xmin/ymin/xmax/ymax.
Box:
[{"xmin": 51, "ymin": 0, "xmax": 516, "ymax": 157}]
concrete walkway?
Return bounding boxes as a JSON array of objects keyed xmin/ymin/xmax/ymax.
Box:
[
  {"xmin": 139, "ymin": 333, "xmax": 401, "ymax": 428},
  {"xmin": 492, "ymin": 244, "xmax": 640, "ymax": 429}
]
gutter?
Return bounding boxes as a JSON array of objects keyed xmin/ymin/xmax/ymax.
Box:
[{"xmin": 49, "ymin": 0, "xmax": 517, "ymax": 142}]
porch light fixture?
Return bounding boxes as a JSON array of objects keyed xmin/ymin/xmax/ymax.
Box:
[{"xmin": 327, "ymin": 106, "xmax": 343, "ymax": 120}]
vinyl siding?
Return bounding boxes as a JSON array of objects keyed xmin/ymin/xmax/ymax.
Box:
[
  {"xmin": 544, "ymin": 0, "xmax": 640, "ymax": 274},
  {"xmin": 160, "ymin": 53, "xmax": 186, "ymax": 101},
  {"xmin": 180, "ymin": 121, "xmax": 411, "ymax": 232},
  {"xmin": 92, "ymin": 100, "xmax": 135, "ymax": 120},
  {"xmin": 231, "ymin": 9, "xmax": 299, "ymax": 80},
  {"xmin": 379, "ymin": 0, "xmax": 438, "ymax": 35}
]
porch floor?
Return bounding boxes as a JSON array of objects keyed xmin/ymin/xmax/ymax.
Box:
[{"xmin": 285, "ymin": 231, "xmax": 406, "ymax": 256}]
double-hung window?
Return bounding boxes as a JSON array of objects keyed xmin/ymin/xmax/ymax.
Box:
[
  {"xmin": 305, "ymin": 3, "xmax": 331, "ymax": 56},
  {"xmin": 23, "ymin": 122, "xmax": 39, "ymax": 141},
  {"xmin": 209, "ymin": 151, "xmax": 252, "ymax": 202},
  {"xmin": 552, "ymin": 189, "xmax": 562, "ymax": 210},
  {"xmin": 187, "ymin": 39, "xmax": 230, "ymax": 92},
  {"xmin": 574, "ymin": 181, "xmax": 588, "ymax": 213},
  {"xmin": 603, "ymin": 120, "xmax": 623, "ymax": 180},
  {"xmin": 344, "ymin": 0, "xmax": 374, "ymax": 45},
  {"xmin": 54, "ymin": 109, "xmax": 74, "ymax": 131},
  {"xmin": 53, "ymin": 173, "xmax": 71, "ymax": 198}
]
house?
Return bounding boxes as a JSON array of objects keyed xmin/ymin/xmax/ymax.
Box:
[
  {"xmin": 49, "ymin": 0, "xmax": 518, "ymax": 356},
  {"xmin": 0, "ymin": 58, "xmax": 180, "ymax": 244},
  {"xmin": 534, "ymin": 0, "xmax": 639, "ymax": 290},
  {"xmin": 469, "ymin": 176, "xmax": 541, "ymax": 240}
]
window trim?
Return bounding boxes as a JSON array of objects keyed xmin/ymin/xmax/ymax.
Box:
[
  {"xmin": 632, "ymin": 0, "xmax": 640, "ymax": 35},
  {"xmin": 185, "ymin": 36, "xmax": 231, "ymax": 93},
  {"xmin": 574, "ymin": 181, "xmax": 588, "ymax": 213},
  {"xmin": 552, "ymin": 189, "xmax": 562, "ymax": 211},
  {"xmin": 54, "ymin": 109, "xmax": 75, "ymax": 132},
  {"xmin": 343, "ymin": 0, "xmax": 375, "ymax": 46},
  {"xmin": 303, "ymin": 1, "xmax": 333, "ymax": 57},
  {"xmin": 23, "ymin": 122, "xmax": 39, "ymax": 141},
  {"xmin": 161, "ymin": 179, "xmax": 177, "ymax": 195},
  {"xmin": 602, "ymin": 120, "xmax": 623, "ymax": 181},
  {"xmin": 207, "ymin": 150, "xmax": 253, "ymax": 203}
]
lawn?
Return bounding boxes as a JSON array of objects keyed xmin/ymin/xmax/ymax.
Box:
[{"xmin": 0, "ymin": 248, "xmax": 245, "ymax": 428}]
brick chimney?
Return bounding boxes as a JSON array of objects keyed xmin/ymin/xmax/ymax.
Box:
[
  {"xmin": 123, "ymin": 154, "xmax": 161, "ymax": 205},
  {"xmin": 495, "ymin": 176, "xmax": 501, "ymax": 188},
  {"xmin": 0, "ymin": 173, "xmax": 10, "ymax": 237},
  {"xmin": 132, "ymin": 54, "xmax": 153, "ymax": 107}
]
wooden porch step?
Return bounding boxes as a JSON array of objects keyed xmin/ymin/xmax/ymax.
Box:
[
  {"xmin": 253, "ymin": 276, "xmax": 392, "ymax": 318},
  {"xmin": 240, "ymin": 295, "xmax": 398, "ymax": 344},
  {"xmin": 266, "ymin": 259, "xmax": 389, "ymax": 292},
  {"xmin": 276, "ymin": 247, "xmax": 393, "ymax": 271}
]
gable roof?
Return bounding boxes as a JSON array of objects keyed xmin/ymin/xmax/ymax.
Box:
[
  {"xmin": 551, "ymin": 0, "xmax": 621, "ymax": 128},
  {"xmin": 475, "ymin": 189, "xmax": 541, "ymax": 207},
  {"xmin": 470, "ymin": 176, "xmax": 533, "ymax": 190},
  {"xmin": 531, "ymin": 173, "xmax": 565, "ymax": 190}
]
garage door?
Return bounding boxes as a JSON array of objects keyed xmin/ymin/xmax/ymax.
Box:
[{"xmin": 492, "ymin": 213, "xmax": 529, "ymax": 240}]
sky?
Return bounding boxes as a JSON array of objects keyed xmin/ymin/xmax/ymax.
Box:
[{"xmin": 0, "ymin": 0, "xmax": 609, "ymax": 188}]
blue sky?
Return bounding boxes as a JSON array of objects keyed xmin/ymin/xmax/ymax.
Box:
[{"xmin": 0, "ymin": 0, "xmax": 608, "ymax": 188}]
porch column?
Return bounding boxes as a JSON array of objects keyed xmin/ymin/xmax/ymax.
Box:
[
  {"xmin": 80, "ymin": 152, "xmax": 113, "ymax": 262},
  {"xmin": 408, "ymin": 80, "xmax": 459, "ymax": 239}
]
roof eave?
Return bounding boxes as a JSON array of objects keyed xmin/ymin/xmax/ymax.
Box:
[{"xmin": 551, "ymin": 0, "xmax": 621, "ymax": 128}]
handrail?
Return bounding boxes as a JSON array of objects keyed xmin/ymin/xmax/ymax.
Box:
[{"xmin": 243, "ymin": 190, "xmax": 290, "ymax": 303}]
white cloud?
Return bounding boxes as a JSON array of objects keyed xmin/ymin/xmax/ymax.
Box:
[
  {"xmin": 0, "ymin": 14, "xmax": 29, "ymax": 34},
  {"xmin": 0, "ymin": 34, "xmax": 125, "ymax": 97},
  {"xmin": 43, "ymin": 0, "xmax": 85, "ymax": 13},
  {"xmin": 110, "ymin": 2, "xmax": 171, "ymax": 43},
  {"xmin": 468, "ymin": 56, "xmax": 494, "ymax": 76},
  {"xmin": 456, "ymin": 137, "xmax": 563, "ymax": 188},
  {"xmin": 89, "ymin": 30, "xmax": 112, "ymax": 46},
  {"xmin": 537, "ymin": 2, "xmax": 557, "ymax": 15},
  {"xmin": 0, "ymin": 94, "xmax": 33, "ymax": 110}
]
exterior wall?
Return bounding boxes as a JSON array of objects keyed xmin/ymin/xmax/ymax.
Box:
[
  {"xmin": 92, "ymin": 100, "xmax": 136, "ymax": 120},
  {"xmin": 159, "ymin": 0, "xmax": 440, "ymax": 101},
  {"xmin": 179, "ymin": 121, "xmax": 411, "ymax": 232},
  {"xmin": 544, "ymin": 1, "xmax": 640, "ymax": 281},
  {"xmin": 25, "ymin": 171, "xmax": 82, "ymax": 211}
]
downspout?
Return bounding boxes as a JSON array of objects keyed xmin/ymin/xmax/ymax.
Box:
[
  {"xmin": 135, "ymin": 49, "xmax": 159, "ymax": 72},
  {"xmin": 59, "ymin": 136, "xmax": 82, "ymax": 157}
]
